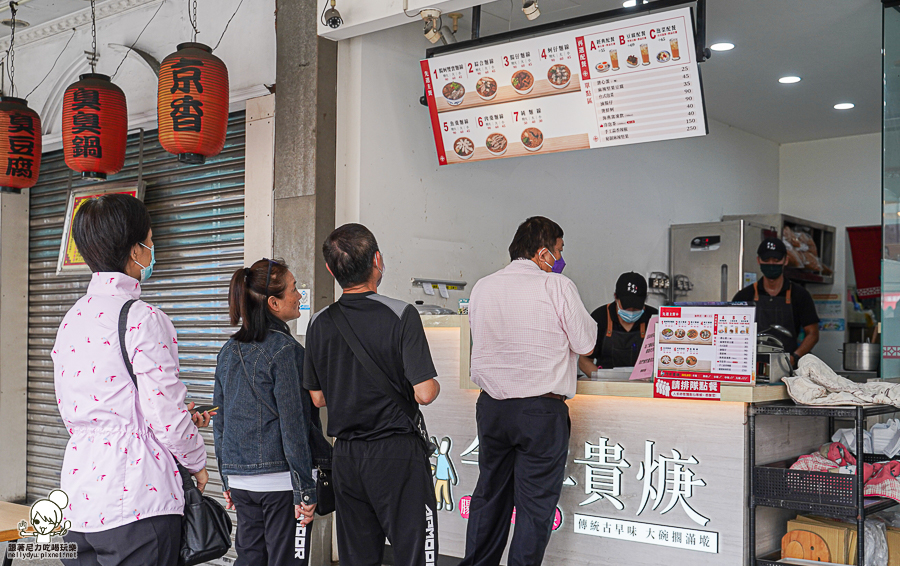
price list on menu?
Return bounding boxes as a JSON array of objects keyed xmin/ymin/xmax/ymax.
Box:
[
  {"xmin": 421, "ymin": 6, "xmax": 707, "ymax": 165},
  {"xmin": 575, "ymin": 11, "xmax": 705, "ymax": 148},
  {"xmin": 655, "ymin": 306, "xmax": 756, "ymax": 385}
]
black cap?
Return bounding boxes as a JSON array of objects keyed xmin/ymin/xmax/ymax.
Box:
[
  {"xmin": 615, "ymin": 272, "xmax": 648, "ymax": 310},
  {"xmin": 757, "ymin": 237, "xmax": 787, "ymax": 261}
]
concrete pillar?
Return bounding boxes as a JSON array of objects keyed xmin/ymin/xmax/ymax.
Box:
[
  {"xmin": 274, "ymin": 3, "xmax": 337, "ymax": 564},
  {"xmin": 0, "ymin": 191, "xmax": 30, "ymax": 502},
  {"xmin": 274, "ymin": 1, "xmax": 337, "ymax": 317}
]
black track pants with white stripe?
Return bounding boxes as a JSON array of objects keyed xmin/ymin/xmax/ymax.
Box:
[
  {"xmin": 333, "ymin": 433, "xmax": 438, "ymax": 566},
  {"xmin": 231, "ymin": 489, "xmax": 312, "ymax": 566}
]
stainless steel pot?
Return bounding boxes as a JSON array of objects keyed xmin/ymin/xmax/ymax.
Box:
[{"xmin": 841, "ymin": 343, "xmax": 880, "ymax": 371}]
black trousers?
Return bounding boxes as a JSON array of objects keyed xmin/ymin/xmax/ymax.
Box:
[
  {"xmin": 459, "ymin": 393, "xmax": 569, "ymax": 566},
  {"xmin": 230, "ymin": 489, "xmax": 312, "ymax": 566},
  {"xmin": 333, "ymin": 433, "xmax": 438, "ymax": 566},
  {"xmin": 62, "ymin": 514, "xmax": 181, "ymax": 566}
]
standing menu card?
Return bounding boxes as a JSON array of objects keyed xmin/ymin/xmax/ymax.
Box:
[
  {"xmin": 654, "ymin": 306, "xmax": 757, "ymax": 387},
  {"xmin": 421, "ymin": 6, "xmax": 707, "ymax": 165}
]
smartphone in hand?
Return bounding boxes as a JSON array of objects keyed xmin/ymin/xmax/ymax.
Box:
[{"xmin": 191, "ymin": 405, "xmax": 219, "ymax": 415}]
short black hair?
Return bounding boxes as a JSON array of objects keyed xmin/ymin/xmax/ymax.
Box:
[
  {"xmin": 323, "ymin": 223, "xmax": 379, "ymax": 289},
  {"xmin": 72, "ymin": 194, "xmax": 152, "ymax": 273},
  {"xmin": 508, "ymin": 216, "xmax": 564, "ymax": 261}
]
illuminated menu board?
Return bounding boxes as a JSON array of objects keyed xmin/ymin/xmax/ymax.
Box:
[{"xmin": 421, "ymin": 7, "xmax": 707, "ymax": 165}]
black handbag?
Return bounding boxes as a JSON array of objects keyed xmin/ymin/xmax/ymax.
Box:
[
  {"xmin": 118, "ymin": 300, "xmax": 233, "ymax": 566},
  {"xmin": 327, "ymin": 303, "xmax": 438, "ymax": 455},
  {"xmin": 315, "ymin": 467, "xmax": 335, "ymax": 516}
]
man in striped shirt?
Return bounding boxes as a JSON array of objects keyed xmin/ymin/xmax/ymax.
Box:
[{"xmin": 460, "ymin": 216, "xmax": 597, "ymax": 566}]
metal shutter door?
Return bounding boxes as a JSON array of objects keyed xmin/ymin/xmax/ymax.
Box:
[{"xmin": 27, "ymin": 114, "xmax": 245, "ymax": 559}]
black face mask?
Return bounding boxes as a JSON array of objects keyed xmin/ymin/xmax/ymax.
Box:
[{"xmin": 760, "ymin": 263, "xmax": 784, "ymax": 280}]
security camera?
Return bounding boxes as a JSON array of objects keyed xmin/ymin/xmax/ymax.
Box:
[
  {"xmin": 323, "ymin": 0, "xmax": 342, "ymax": 29},
  {"xmin": 421, "ymin": 9, "xmax": 442, "ymax": 44},
  {"xmin": 522, "ymin": 0, "xmax": 540, "ymax": 20}
]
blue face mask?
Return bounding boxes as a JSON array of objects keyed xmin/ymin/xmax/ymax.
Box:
[
  {"xmin": 541, "ymin": 248, "xmax": 566, "ymax": 274},
  {"xmin": 618, "ymin": 308, "xmax": 644, "ymax": 323},
  {"xmin": 134, "ymin": 243, "xmax": 155, "ymax": 282}
]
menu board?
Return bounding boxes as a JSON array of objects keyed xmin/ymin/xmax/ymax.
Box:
[
  {"xmin": 654, "ymin": 306, "xmax": 756, "ymax": 385},
  {"xmin": 421, "ymin": 7, "xmax": 706, "ymax": 165}
]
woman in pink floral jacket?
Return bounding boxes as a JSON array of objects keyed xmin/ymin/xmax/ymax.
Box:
[{"xmin": 52, "ymin": 194, "xmax": 212, "ymax": 565}]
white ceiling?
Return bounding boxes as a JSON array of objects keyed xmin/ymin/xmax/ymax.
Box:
[
  {"xmin": 478, "ymin": 0, "xmax": 884, "ymax": 144},
  {"xmin": 4, "ymin": 0, "xmax": 888, "ymax": 145}
]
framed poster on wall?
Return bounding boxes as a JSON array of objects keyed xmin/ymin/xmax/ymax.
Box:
[{"xmin": 56, "ymin": 181, "xmax": 146, "ymax": 274}]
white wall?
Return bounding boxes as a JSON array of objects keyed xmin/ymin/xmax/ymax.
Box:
[
  {"xmin": 337, "ymin": 22, "xmax": 781, "ymax": 314},
  {"xmin": 6, "ymin": 0, "xmax": 275, "ymax": 145},
  {"xmin": 779, "ymin": 133, "xmax": 882, "ymax": 369}
]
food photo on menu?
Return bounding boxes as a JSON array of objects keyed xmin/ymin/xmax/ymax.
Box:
[{"xmin": 657, "ymin": 352, "xmax": 712, "ymax": 373}]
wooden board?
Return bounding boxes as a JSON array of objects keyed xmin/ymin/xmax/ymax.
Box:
[
  {"xmin": 444, "ymin": 134, "xmax": 590, "ymax": 164},
  {"xmin": 434, "ymin": 78, "xmax": 581, "ymax": 113},
  {"xmin": 0, "ymin": 501, "xmax": 30, "ymax": 542},
  {"xmin": 782, "ymin": 530, "xmax": 831, "ymax": 562}
]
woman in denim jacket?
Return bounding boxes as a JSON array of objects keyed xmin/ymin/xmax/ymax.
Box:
[{"xmin": 213, "ymin": 258, "xmax": 332, "ymax": 566}]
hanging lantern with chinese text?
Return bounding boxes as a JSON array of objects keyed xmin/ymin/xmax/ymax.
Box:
[
  {"xmin": 62, "ymin": 74, "xmax": 128, "ymax": 180},
  {"xmin": 0, "ymin": 97, "xmax": 41, "ymax": 193},
  {"xmin": 157, "ymin": 43, "xmax": 229, "ymax": 164}
]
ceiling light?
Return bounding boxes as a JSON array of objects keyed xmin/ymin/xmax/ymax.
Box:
[
  {"xmin": 1, "ymin": 18, "xmax": 28, "ymax": 27},
  {"xmin": 323, "ymin": 0, "xmax": 342, "ymax": 29},
  {"xmin": 778, "ymin": 76, "xmax": 801, "ymax": 84},
  {"xmin": 522, "ymin": 0, "xmax": 540, "ymax": 20},
  {"xmin": 623, "ymin": 0, "xmax": 648, "ymax": 6},
  {"xmin": 710, "ymin": 42, "xmax": 734, "ymax": 51},
  {"xmin": 834, "ymin": 103, "xmax": 855, "ymax": 110}
]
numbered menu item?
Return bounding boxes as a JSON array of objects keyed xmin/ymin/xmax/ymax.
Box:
[
  {"xmin": 654, "ymin": 306, "xmax": 756, "ymax": 385},
  {"xmin": 421, "ymin": 6, "xmax": 707, "ymax": 165}
]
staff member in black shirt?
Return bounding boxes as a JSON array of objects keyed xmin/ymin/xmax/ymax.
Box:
[
  {"xmin": 579, "ymin": 272, "xmax": 658, "ymax": 373},
  {"xmin": 732, "ymin": 237, "xmax": 820, "ymax": 367}
]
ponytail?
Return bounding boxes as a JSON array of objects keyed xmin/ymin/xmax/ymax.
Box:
[{"xmin": 228, "ymin": 258, "xmax": 290, "ymax": 342}]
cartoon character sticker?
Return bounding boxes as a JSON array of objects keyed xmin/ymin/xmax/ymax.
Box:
[
  {"xmin": 18, "ymin": 490, "xmax": 72, "ymax": 543},
  {"xmin": 431, "ymin": 436, "xmax": 459, "ymax": 512}
]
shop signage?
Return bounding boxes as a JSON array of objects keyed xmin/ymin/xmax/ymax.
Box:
[
  {"xmin": 421, "ymin": 6, "xmax": 707, "ymax": 165},
  {"xmin": 654, "ymin": 306, "xmax": 756, "ymax": 386},
  {"xmin": 573, "ymin": 515, "xmax": 718, "ymax": 553},
  {"xmin": 57, "ymin": 181, "xmax": 147, "ymax": 274}
]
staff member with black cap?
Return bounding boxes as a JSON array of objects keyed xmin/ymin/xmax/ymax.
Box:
[
  {"xmin": 579, "ymin": 272, "xmax": 658, "ymax": 374},
  {"xmin": 732, "ymin": 237, "xmax": 820, "ymax": 367}
]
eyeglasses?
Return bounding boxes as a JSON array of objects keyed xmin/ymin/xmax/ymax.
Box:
[{"xmin": 262, "ymin": 258, "xmax": 277, "ymax": 297}]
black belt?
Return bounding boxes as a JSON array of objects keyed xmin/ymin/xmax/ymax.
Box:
[{"xmin": 540, "ymin": 393, "xmax": 566, "ymax": 401}]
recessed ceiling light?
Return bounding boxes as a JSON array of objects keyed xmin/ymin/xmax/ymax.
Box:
[
  {"xmin": 622, "ymin": 0, "xmax": 647, "ymax": 6},
  {"xmin": 778, "ymin": 76, "xmax": 801, "ymax": 84},
  {"xmin": 710, "ymin": 42, "xmax": 734, "ymax": 51},
  {"xmin": 834, "ymin": 103, "xmax": 855, "ymax": 110}
]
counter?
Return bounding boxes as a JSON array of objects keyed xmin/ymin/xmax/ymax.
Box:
[{"xmin": 419, "ymin": 315, "xmax": 828, "ymax": 565}]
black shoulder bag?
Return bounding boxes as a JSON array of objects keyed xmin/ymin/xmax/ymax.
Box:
[
  {"xmin": 118, "ymin": 300, "xmax": 233, "ymax": 566},
  {"xmin": 233, "ymin": 342, "xmax": 335, "ymax": 516},
  {"xmin": 327, "ymin": 303, "xmax": 438, "ymax": 455}
]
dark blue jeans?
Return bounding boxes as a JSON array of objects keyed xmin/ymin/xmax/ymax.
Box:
[{"xmin": 460, "ymin": 392, "xmax": 570, "ymax": 566}]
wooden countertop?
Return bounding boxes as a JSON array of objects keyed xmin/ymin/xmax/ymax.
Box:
[
  {"xmin": 575, "ymin": 380, "xmax": 790, "ymax": 403},
  {"xmin": 0, "ymin": 501, "xmax": 29, "ymax": 542}
]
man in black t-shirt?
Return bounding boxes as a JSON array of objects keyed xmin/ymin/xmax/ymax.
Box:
[
  {"xmin": 732, "ymin": 237, "xmax": 820, "ymax": 367},
  {"xmin": 304, "ymin": 223, "xmax": 441, "ymax": 566}
]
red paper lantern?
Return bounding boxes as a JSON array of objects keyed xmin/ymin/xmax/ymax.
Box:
[
  {"xmin": 0, "ymin": 97, "xmax": 41, "ymax": 193},
  {"xmin": 157, "ymin": 43, "xmax": 229, "ymax": 164},
  {"xmin": 62, "ymin": 73, "xmax": 128, "ymax": 180}
]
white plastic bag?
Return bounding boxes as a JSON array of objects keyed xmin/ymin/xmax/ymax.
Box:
[{"xmin": 863, "ymin": 519, "xmax": 888, "ymax": 566}]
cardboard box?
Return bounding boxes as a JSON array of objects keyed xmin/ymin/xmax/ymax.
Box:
[{"xmin": 885, "ymin": 526, "xmax": 900, "ymax": 566}]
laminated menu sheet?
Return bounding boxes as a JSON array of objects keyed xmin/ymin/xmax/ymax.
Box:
[
  {"xmin": 653, "ymin": 306, "xmax": 757, "ymax": 396},
  {"xmin": 421, "ymin": 6, "xmax": 707, "ymax": 165}
]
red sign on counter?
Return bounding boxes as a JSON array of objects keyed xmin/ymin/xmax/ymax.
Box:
[{"xmin": 654, "ymin": 378, "xmax": 721, "ymax": 401}]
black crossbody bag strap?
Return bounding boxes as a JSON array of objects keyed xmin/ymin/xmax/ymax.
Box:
[
  {"xmin": 235, "ymin": 344, "xmax": 280, "ymax": 418},
  {"xmin": 327, "ymin": 303, "xmax": 435, "ymax": 453},
  {"xmin": 118, "ymin": 299, "xmax": 139, "ymax": 385}
]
